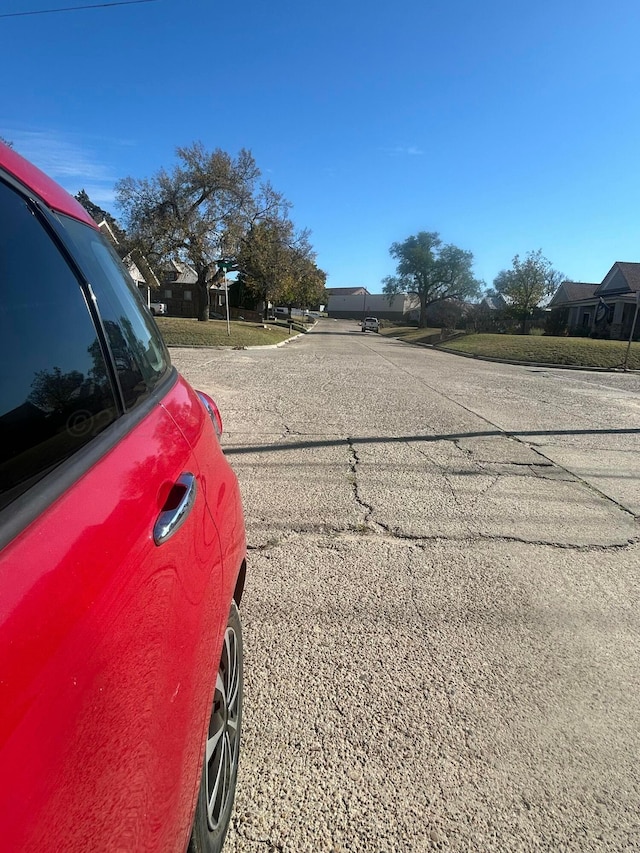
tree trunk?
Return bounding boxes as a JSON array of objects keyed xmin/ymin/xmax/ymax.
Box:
[
  {"xmin": 196, "ymin": 274, "xmax": 210, "ymax": 322},
  {"xmin": 419, "ymin": 296, "xmax": 428, "ymax": 328}
]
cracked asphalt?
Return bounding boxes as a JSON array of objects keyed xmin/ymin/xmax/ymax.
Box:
[{"xmin": 171, "ymin": 319, "xmax": 640, "ymax": 853}]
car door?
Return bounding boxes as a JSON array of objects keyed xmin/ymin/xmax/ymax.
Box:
[{"xmin": 0, "ymin": 180, "xmax": 225, "ymax": 852}]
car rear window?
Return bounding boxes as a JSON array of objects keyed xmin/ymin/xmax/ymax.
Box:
[
  {"xmin": 54, "ymin": 214, "xmax": 171, "ymax": 411},
  {"xmin": 0, "ymin": 180, "xmax": 119, "ymax": 511}
]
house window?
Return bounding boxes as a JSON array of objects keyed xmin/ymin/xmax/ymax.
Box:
[
  {"xmin": 164, "ymin": 289, "xmax": 172, "ymax": 299},
  {"xmin": 184, "ymin": 290, "xmax": 192, "ymax": 301},
  {"xmin": 582, "ymin": 311, "xmax": 591, "ymax": 327}
]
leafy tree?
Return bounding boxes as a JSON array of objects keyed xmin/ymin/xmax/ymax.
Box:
[
  {"xmin": 237, "ymin": 219, "xmax": 326, "ymax": 318},
  {"xmin": 273, "ymin": 232, "xmax": 326, "ymax": 313},
  {"xmin": 236, "ymin": 219, "xmax": 291, "ymax": 314},
  {"xmin": 493, "ymin": 250, "xmax": 564, "ymax": 334},
  {"xmin": 116, "ymin": 142, "xmax": 288, "ymax": 320},
  {"xmin": 281, "ymin": 253, "xmax": 327, "ymax": 311},
  {"xmin": 75, "ymin": 190, "xmax": 126, "ymax": 241},
  {"xmin": 382, "ymin": 231, "xmax": 481, "ymax": 327}
]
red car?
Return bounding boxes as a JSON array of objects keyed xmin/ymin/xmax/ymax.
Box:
[{"xmin": 0, "ymin": 142, "xmax": 247, "ymax": 853}]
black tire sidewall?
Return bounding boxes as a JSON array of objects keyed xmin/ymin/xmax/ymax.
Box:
[{"xmin": 188, "ymin": 601, "xmax": 243, "ymax": 853}]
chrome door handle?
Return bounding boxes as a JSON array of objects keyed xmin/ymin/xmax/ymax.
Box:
[{"xmin": 153, "ymin": 472, "xmax": 197, "ymax": 545}]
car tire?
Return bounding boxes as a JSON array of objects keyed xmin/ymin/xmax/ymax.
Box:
[{"xmin": 188, "ymin": 601, "xmax": 243, "ymax": 853}]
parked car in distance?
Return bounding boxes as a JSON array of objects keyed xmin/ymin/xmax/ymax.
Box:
[
  {"xmin": 362, "ymin": 316, "xmax": 380, "ymax": 332},
  {"xmin": 149, "ymin": 300, "xmax": 167, "ymax": 315},
  {"xmin": 0, "ymin": 140, "xmax": 247, "ymax": 853}
]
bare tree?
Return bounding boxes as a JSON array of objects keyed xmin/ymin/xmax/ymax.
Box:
[{"xmin": 116, "ymin": 142, "xmax": 289, "ymax": 320}]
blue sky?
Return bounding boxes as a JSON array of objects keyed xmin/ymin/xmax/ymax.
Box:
[{"xmin": 3, "ymin": 0, "xmax": 640, "ymax": 291}]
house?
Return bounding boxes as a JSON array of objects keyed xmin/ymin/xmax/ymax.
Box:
[
  {"xmin": 158, "ymin": 260, "xmax": 228, "ymax": 318},
  {"xmin": 548, "ymin": 263, "xmax": 640, "ymax": 339},
  {"xmin": 96, "ymin": 219, "xmax": 161, "ymax": 305},
  {"xmin": 326, "ymin": 287, "xmax": 420, "ymax": 322},
  {"xmin": 95, "ymin": 221, "xmax": 229, "ymax": 318},
  {"xmin": 480, "ymin": 293, "xmax": 507, "ymax": 311},
  {"xmin": 157, "ymin": 260, "xmax": 198, "ymax": 317}
]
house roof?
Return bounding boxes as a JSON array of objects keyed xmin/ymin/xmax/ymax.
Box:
[
  {"xmin": 326, "ymin": 286, "xmax": 368, "ymax": 296},
  {"xmin": 162, "ymin": 259, "xmax": 198, "ymax": 284},
  {"xmin": 97, "ymin": 218, "xmax": 121, "ymax": 246},
  {"xmin": 549, "ymin": 281, "xmax": 599, "ymax": 306},
  {"xmin": 481, "ymin": 293, "xmax": 507, "ymax": 310},
  {"xmin": 127, "ymin": 250, "xmax": 160, "ymax": 289},
  {"xmin": 597, "ymin": 262, "xmax": 640, "ymax": 294}
]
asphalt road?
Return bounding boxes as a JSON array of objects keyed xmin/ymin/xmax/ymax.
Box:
[{"xmin": 172, "ymin": 320, "xmax": 640, "ymax": 853}]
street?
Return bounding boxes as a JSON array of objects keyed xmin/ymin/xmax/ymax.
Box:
[{"xmin": 172, "ymin": 320, "xmax": 640, "ymax": 853}]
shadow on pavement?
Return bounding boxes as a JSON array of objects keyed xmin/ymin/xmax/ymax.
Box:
[{"xmin": 225, "ymin": 426, "xmax": 640, "ymax": 455}]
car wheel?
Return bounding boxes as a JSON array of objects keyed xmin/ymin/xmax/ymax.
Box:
[{"xmin": 188, "ymin": 601, "xmax": 243, "ymax": 853}]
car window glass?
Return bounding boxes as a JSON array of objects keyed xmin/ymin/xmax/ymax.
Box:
[
  {"xmin": 55, "ymin": 215, "xmax": 170, "ymax": 410},
  {"xmin": 0, "ymin": 180, "xmax": 119, "ymax": 512}
]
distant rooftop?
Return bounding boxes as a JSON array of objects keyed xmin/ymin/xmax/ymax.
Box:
[
  {"xmin": 560, "ymin": 282, "xmax": 599, "ymax": 300},
  {"xmin": 326, "ymin": 286, "xmax": 368, "ymax": 296}
]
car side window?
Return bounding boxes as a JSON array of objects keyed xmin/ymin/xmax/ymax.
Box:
[
  {"xmin": 54, "ymin": 215, "xmax": 171, "ymax": 411},
  {"xmin": 0, "ymin": 180, "xmax": 119, "ymax": 512}
]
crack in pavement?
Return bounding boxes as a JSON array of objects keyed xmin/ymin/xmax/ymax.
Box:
[
  {"xmin": 246, "ymin": 527, "xmax": 639, "ymax": 553},
  {"xmin": 346, "ymin": 436, "xmax": 378, "ymax": 530},
  {"xmin": 357, "ymin": 345, "xmax": 639, "ymax": 520},
  {"xmin": 243, "ymin": 425, "xmax": 637, "ymax": 556},
  {"xmin": 410, "ymin": 441, "xmax": 479, "ymax": 537},
  {"xmin": 281, "ymin": 422, "xmax": 302, "ymax": 439}
]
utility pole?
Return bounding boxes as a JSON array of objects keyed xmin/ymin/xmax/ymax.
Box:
[
  {"xmin": 623, "ymin": 291, "xmax": 640, "ymax": 371},
  {"xmin": 217, "ymin": 259, "xmax": 233, "ymax": 337}
]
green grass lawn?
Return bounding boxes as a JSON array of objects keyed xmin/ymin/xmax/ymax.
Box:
[
  {"xmin": 438, "ymin": 333, "xmax": 640, "ymax": 369},
  {"xmin": 379, "ymin": 325, "xmax": 444, "ymax": 344},
  {"xmin": 156, "ymin": 317, "xmax": 296, "ymax": 347}
]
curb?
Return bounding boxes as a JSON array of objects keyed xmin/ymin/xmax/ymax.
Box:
[
  {"xmin": 165, "ymin": 319, "xmax": 316, "ymax": 351},
  {"xmin": 166, "ymin": 331, "xmax": 308, "ymax": 352}
]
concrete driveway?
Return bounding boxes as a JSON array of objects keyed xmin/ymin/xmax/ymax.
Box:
[{"xmin": 173, "ymin": 320, "xmax": 640, "ymax": 852}]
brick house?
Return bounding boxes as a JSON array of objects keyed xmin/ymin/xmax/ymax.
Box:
[{"xmin": 158, "ymin": 260, "xmax": 227, "ymax": 318}]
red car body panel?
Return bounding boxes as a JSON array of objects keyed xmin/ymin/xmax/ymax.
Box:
[
  {"xmin": 0, "ymin": 145, "xmax": 247, "ymax": 851},
  {"xmin": 161, "ymin": 379, "xmax": 246, "ymax": 607}
]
